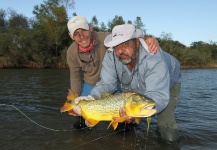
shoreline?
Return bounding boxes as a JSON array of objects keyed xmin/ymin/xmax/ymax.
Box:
[
  {"xmin": 1, "ymin": 64, "xmax": 217, "ymax": 69},
  {"xmin": 181, "ymin": 64, "xmax": 217, "ymax": 69}
]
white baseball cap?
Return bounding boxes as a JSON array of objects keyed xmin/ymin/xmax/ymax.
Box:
[
  {"xmin": 67, "ymin": 16, "xmax": 89, "ymax": 35},
  {"xmin": 104, "ymin": 24, "xmax": 144, "ymax": 48}
]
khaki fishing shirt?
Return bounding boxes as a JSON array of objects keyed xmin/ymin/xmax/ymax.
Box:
[{"xmin": 67, "ymin": 32, "xmax": 109, "ymax": 95}]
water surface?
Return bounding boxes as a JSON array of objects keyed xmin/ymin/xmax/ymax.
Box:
[{"xmin": 0, "ymin": 69, "xmax": 217, "ymax": 150}]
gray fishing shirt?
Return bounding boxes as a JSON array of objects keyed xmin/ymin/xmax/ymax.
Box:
[{"xmin": 91, "ymin": 44, "xmax": 181, "ymax": 113}]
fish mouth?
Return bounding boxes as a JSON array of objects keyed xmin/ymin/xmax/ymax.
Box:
[
  {"xmin": 143, "ymin": 104, "xmax": 156, "ymax": 110},
  {"xmin": 136, "ymin": 104, "xmax": 157, "ymax": 117}
]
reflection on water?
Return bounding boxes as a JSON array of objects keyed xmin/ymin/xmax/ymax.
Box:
[{"xmin": 0, "ymin": 69, "xmax": 217, "ymax": 150}]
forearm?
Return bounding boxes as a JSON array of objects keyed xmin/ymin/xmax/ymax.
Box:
[
  {"xmin": 144, "ymin": 62, "xmax": 170, "ymax": 113},
  {"xmin": 90, "ymin": 51, "xmax": 118, "ymax": 98},
  {"xmin": 69, "ymin": 67, "xmax": 83, "ymax": 95}
]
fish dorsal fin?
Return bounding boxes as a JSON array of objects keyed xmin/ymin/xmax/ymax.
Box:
[{"xmin": 101, "ymin": 92, "xmax": 111, "ymax": 98}]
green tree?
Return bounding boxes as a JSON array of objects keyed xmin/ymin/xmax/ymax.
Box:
[
  {"xmin": 0, "ymin": 9, "xmax": 8, "ymax": 57},
  {"xmin": 0, "ymin": 9, "xmax": 7, "ymax": 28},
  {"xmin": 91, "ymin": 15, "xmax": 99, "ymax": 31},
  {"xmin": 127, "ymin": 20, "xmax": 132, "ymax": 24},
  {"xmin": 160, "ymin": 32, "xmax": 173, "ymax": 41},
  {"xmin": 134, "ymin": 16, "xmax": 146, "ymax": 33},
  {"xmin": 158, "ymin": 32, "xmax": 186, "ymax": 62},
  {"xmin": 2, "ymin": 10, "xmax": 32, "ymax": 67},
  {"xmin": 32, "ymin": 0, "xmax": 70, "ymax": 63},
  {"xmin": 107, "ymin": 15, "xmax": 125, "ymax": 32},
  {"xmin": 99, "ymin": 22, "xmax": 107, "ymax": 32}
]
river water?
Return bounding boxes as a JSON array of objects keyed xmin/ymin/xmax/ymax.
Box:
[{"xmin": 0, "ymin": 69, "xmax": 216, "ymax": 150}]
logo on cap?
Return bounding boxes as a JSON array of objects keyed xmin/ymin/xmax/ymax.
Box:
[{"xmin": 113, "ymin": 33, "xmax": 123, "ymax": 37}]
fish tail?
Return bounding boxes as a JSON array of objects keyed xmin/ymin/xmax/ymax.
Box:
[{"xmin": 60, "ymin": 89, "xmax": 77, "ymax": 113}]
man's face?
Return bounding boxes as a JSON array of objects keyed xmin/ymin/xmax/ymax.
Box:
[
  {"xmin": 70, "ymin": 28, "xmax": 92, "ymax": 48},
  {"xmin": 114, "ymin": 39, "xmax": 136, "ymax": 65}
]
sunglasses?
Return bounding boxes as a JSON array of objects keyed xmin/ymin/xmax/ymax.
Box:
[{"xmin": 78, "ymin": 50, "xmax": 95, "ymax": 66}]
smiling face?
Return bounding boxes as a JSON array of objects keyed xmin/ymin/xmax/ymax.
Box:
[{"xmin": 69, "ymin": 25, "xmax": 93, "ymax": 48}]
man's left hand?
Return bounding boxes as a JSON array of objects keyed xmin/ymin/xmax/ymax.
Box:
[{"xmin": 145, "ymin": 36, "xmax": 160, "ymax": 53}]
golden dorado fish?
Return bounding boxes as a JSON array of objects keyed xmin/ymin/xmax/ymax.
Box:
[{"xmin": 60, "ymin": 89, "xmax": 157, "ymax": 130}]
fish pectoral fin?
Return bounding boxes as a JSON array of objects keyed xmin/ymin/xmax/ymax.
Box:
[
  {"xmin": 135, "ymin": 117, "xmax": 141, "ymax": 124},
  {"xmin": 107, "ymin": 117, "xmax": 127, "ymax": 130},
  {"xmin": 107, "ymin": 121, "xmax": 118, "ymax": 130},
  {"xmin": 114, "ymin": 116, "xmax": 127, "ymax": 123},
  {"xmin": 107, "ymin": 120, "xmax": 119, "ymax": 130}
]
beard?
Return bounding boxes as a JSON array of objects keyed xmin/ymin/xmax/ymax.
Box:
[
  {"xmin": 118, "ymin": 51, "xmax": 138, "ymax": 65},
  {"xmin": 119, "ymin": 56, "xmax": 132, "ymax": 65}
]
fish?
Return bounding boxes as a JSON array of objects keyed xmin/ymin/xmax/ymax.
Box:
[{"xmin": 60, "ymin": 89, "xmax": 157, "ymax": 130}]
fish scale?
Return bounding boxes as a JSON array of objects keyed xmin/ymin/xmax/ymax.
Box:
[{"xmin": 60, "ymin": 90, "xmax": 157, "ymax": 130}]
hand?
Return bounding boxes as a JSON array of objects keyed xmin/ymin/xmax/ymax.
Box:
[
  {"xmin": 68, "ymin": 105, "xmax": 81, "ymax": 116},
  {"xmin": 144, "ymin": 36, "xmax": 160, "ymax": 53},
  {"xmin": 112, "ymin": 108, "xmax": 135, "ymax": 124},
  {"xmin": 74, "ymin": 95, "xmax": 95, "ymax": 104}
]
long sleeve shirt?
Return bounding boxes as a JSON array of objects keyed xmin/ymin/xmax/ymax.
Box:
[
  {"xmin": 90, "ymin": 44, "xmax": 181, "ymax": 113},
  {"xmin": 67, "ymin": 32, "xmax": 109, "ymax": 95}
]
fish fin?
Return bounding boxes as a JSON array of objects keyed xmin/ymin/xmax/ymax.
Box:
[
  {"xmin": 107, "ymin": 121, "xmax": 113, "ymax": 129},
  {"xmin": 81, "ymin": 110, "xmax": 99, "ymax": 127},
  {"xmin": 114, "ymin": 117, "xmax": 127, "ymax": 123},
  {"xmin": 101, "ymin": 92, "xmax": 111, "ymax": 98},
  {"xmin": 67, "ymin": 89, "xmax": 77, "ymax": 100},
  {"xmin": 112, "ymin": 122, "xmax": 119, "ymax": 130},
  {"xmin": 107, "ymin": 117, "xmax": 127, "ymax": 130},
  {"xmin": 107, "ymin": 120, "xmax": 119, "ymax": 130},
  {"xmin": 60, "ymin": 102, "xmax": 74, "ymax": 113},
  {"xmin": 135, "ymin": 117, "xmax": 141, "ymax": 124},
  {"xmin": 85, "ymin": 119, "xmax": 99, "ymax": 127},
  {"xmin": 60, "ymin": 89, "xmax": 76, "ymax": 112}
]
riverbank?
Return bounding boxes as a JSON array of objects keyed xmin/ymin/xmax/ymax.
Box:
[
  {"xmin": 0, "ymin": 60, "xmax": 217, "ymax": 69},
  {"xmin": 181, "ymin": 64, "xmax": 217, "ymax": 69}
]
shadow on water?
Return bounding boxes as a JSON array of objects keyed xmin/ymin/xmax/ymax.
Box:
[{"xmin": 1, "ymin": 69, "xmax": 217, "ymax": 150}]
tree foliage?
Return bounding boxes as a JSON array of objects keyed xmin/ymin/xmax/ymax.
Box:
[
  {"xmin": 0, "ymin": 0, "xmax": 217, "ymax": 68},
  {"xmin": 107, "ymin": 15, "xmax": 125, "ymax": 32},
  {"xmin": 134, "ymin": 16, "xmax": 146, "ymax": 33}
]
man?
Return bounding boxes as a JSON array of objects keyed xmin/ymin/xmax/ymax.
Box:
[
  {"xmin": 74, "ymin": 24, "xmax": 181, "ymax": 142},
  {"xmin": 66, "ymin": 16, "xmax": 160, "ymax": 128},
  {"xmin": 67, "ymin": 16, "xmax": 159, "ymax": 98}
]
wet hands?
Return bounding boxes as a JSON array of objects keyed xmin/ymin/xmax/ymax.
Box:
[
  {"xmin": 113, "ymin": 108, "xmax": 135, "ymax": 124},
  {"xmin": 68, "ymin": 95, "xmax": 95, "ymax": 116},
  {"xmin": 74, "ymin": 95, "xmax": 95, "ymax": 104},
  {"xmin": 68, "ymin": 105, "xmax": 81, "ymax": 116}
]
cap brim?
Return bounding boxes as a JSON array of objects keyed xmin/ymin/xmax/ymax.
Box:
[
  {"xmin": 104, "ymin": 29, "xmax": 144, "ymax": 48},
  {"xmin": 69, "ymin": 24, "xmax": 89, "ymax": 35},
  {"xmin": 104, "ymin": 33, "xmax": 132, "ymax": 48}
]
